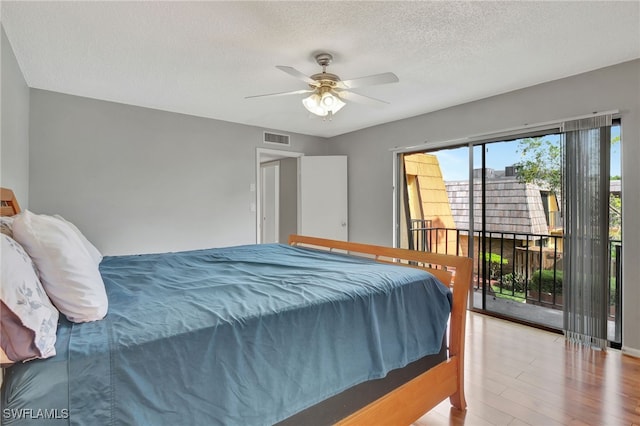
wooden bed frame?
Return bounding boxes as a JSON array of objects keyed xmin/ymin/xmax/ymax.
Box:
[
  {"xmin": 1, "ymin": 187, "xmax": 471, "ymax": 425},
  {"xmin": 0, "ymin": 187, "xmax": 20, "ymax": 217},
  {"xmin": 289, "ymin": 234, "xmax": 472, "ymax": 425}
]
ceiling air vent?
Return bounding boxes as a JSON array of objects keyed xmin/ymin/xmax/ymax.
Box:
[{"xmin": 263, "ymin": 131, "xmax": 290, "ymax": 146}]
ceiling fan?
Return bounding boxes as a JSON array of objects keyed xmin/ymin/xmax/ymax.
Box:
[{"xmin": 246, "ymin": 53, "xmax": 399, "ymax": 119}]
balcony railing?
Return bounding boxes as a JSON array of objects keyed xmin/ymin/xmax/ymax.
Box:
[{"xmin": 408, "ymin": 220, "xmax": 621, "ymax": 319}]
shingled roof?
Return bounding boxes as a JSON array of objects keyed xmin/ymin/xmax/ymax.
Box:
[{"xmin": 446, "ymin": 173, "xmax": 550, "ymax": 237}]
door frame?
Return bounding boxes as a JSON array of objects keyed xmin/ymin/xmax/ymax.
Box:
[{"xmin": 255, "ymin": 148, "xmax": 303, "ymax": 243}]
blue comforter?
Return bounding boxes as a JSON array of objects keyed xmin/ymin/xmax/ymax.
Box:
[{"xmin": 1, "ymin": 243, "xmax": 452, "ymax": 425}]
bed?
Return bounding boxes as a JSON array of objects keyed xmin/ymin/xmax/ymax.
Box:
[{"xmin": 0, "ymin": 187, "xmax": 472, "ymax": 425}]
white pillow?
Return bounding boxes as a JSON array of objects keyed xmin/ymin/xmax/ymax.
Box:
[
  {"xmin": 12, "ymin": 210, "xmax": 108, "ymax": 323},
  {"xmin": 1, "ymin": 234, "xmax": 59, "ymax": 365},
  {"xmin": 53, "ymin": 214, "xmax": 103, "ymax": 265}
]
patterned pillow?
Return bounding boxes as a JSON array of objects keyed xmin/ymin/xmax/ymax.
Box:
[
  {"xmin": 0, "ymin": 233, "xmax": 59, "ymax": 366},
  {"xmin": 0, "ymin": 215, "xmax": 14, "ymax": 237}
]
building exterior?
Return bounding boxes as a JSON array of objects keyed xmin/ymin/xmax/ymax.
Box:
[{"xmin": 403, "ymin": 154, "xmax": 562, "ymax": 280}]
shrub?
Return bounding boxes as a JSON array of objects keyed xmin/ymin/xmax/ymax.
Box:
[
  {"xmin": 530, "ymin": 269, "xmax": 563, "ymax": 294},
  {"xmin": 502, "ymin": 272, "xmax": 526, "ymax": 293},
  {"xmin": 483, "ymin": 252, "xmax": 508, "ymax": 279}
]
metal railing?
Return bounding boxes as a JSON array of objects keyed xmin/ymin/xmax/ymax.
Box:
[
  {"xmin": 408, "ymin": 221, "xmax": 621, "ymax": 317},
  {"xmin": 610, "ymin": 240, "xmax": 622, "ymax": 340}
]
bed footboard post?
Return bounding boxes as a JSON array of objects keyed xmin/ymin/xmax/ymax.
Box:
[{"xmin": 448, "ymin": 256, "xmax": 472, "ymax": 410}]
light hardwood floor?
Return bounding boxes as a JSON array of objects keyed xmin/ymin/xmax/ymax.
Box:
[{"xmin": 415, "ymin": 312, "xmax": 640, "ymax": 426}]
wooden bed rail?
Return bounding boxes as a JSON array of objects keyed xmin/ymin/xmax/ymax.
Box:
[
  {"xmin": 288, "ymin": 234, "xmax": 472, "ymax": 425},
  {"xmin": 289, "ymin": 234, "xmax": 469, "ymax": 285}
]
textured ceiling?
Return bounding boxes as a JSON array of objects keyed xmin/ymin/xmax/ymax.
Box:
[{"xmin": 2, "ymin": 1, "xmax": 639, "ymax": 138}]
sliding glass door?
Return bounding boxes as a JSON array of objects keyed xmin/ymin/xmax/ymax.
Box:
[
  {"xmin": 397, "ymin": 121, "xmax": 622, "ymax": 346},
  {"xmin": 471, "ymin": 136, "xmax": 565, "ymax": 330}
]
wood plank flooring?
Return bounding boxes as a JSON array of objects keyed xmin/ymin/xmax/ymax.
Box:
[{"xmin": 415, "ymin": 312, "xmax": 640, "ymax": 426}]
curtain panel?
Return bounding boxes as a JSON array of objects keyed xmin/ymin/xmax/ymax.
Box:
[{"xmin": 562, "ymin": 114, "xmax": 611, "ymax": 350}]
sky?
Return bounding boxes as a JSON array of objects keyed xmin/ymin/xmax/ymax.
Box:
[{"xmin": 434, "ymin": 125, "xmax": 622, "ymax": 182}]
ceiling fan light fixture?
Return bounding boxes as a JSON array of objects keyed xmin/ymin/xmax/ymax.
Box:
[
  {"xmin": 328, "ymin": 93, "xmax": 345, "ymax": 112},
  {"xmin": 321, "ymin": 92, "xmax": 336, "ymax": 107},
  {"xmin": 303, "ymin": 89, "xmax": 345, "ymax": 117},
  {"xmin": 302, "ymin": 93, "xmax": 325, "ymax": 116}
]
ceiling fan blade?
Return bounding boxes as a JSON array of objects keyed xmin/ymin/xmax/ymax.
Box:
[
  {"xmin": 336, "ymin": 72, "xmax": 399, "ymax": 90},
  {"xmin": 245, "ymin": 89, "xmax": 314, "ymax": 99},
  {"xmin": 336, "ymin": 90, "xmax": 390, "ymax": 106},
  {"xmin": 276, "ymin": 66, "xmax": 318, "ymax": 86}
]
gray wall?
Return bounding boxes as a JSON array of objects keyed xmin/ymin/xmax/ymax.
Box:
[
  {"xmin": 1, "ymin": 26, "xmax": 29, "ymax": 207},
  {"xmin": 28, "ymin": 90, "xmax": 327, "ymax": 255},
  {"xmin": 327, "ymin": 59, "xmax": 640, "ymax": 356}
]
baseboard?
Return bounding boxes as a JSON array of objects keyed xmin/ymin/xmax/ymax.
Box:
[{"xmin": 621, "ymin": 346, "xmax": 640, "ymax": 358}]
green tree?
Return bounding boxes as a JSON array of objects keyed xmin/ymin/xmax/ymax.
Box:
[
  {"xmin": 514, "ymin": 135, "xmax": 621, "ymax": 236},
  {"xmin": 610, "ymin": 191, "xmax": 621, "ymax": 239},
  {"xmin": 513, "ymin": 137, "xmax": 561, "ymax": 194},
  {"xmin": 514, "ymin": 135, "xmax": 620, "ymax": 194}
]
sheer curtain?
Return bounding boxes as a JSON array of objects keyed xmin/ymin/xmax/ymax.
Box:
[{"xmin": 562, "ymin": 114, "xmax": 611, "ymax": 350}]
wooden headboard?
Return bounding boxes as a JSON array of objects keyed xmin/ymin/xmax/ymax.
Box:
[{"xmin": 0, "ymin": 188, "xmax": 21, "ymax": 216}]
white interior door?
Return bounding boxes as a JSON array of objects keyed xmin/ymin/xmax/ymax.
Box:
[
  {"xmin": 261, "ymin": 163, "xmax": 279, "ymax": 243},
  {"xmin": 298, "ymin": 156, "xmax": 348, "ymax": 240}
]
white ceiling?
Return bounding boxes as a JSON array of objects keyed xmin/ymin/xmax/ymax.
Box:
[{"xmin": 2, "ymin": 1, "xmax": 639, "ymax": 138}]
